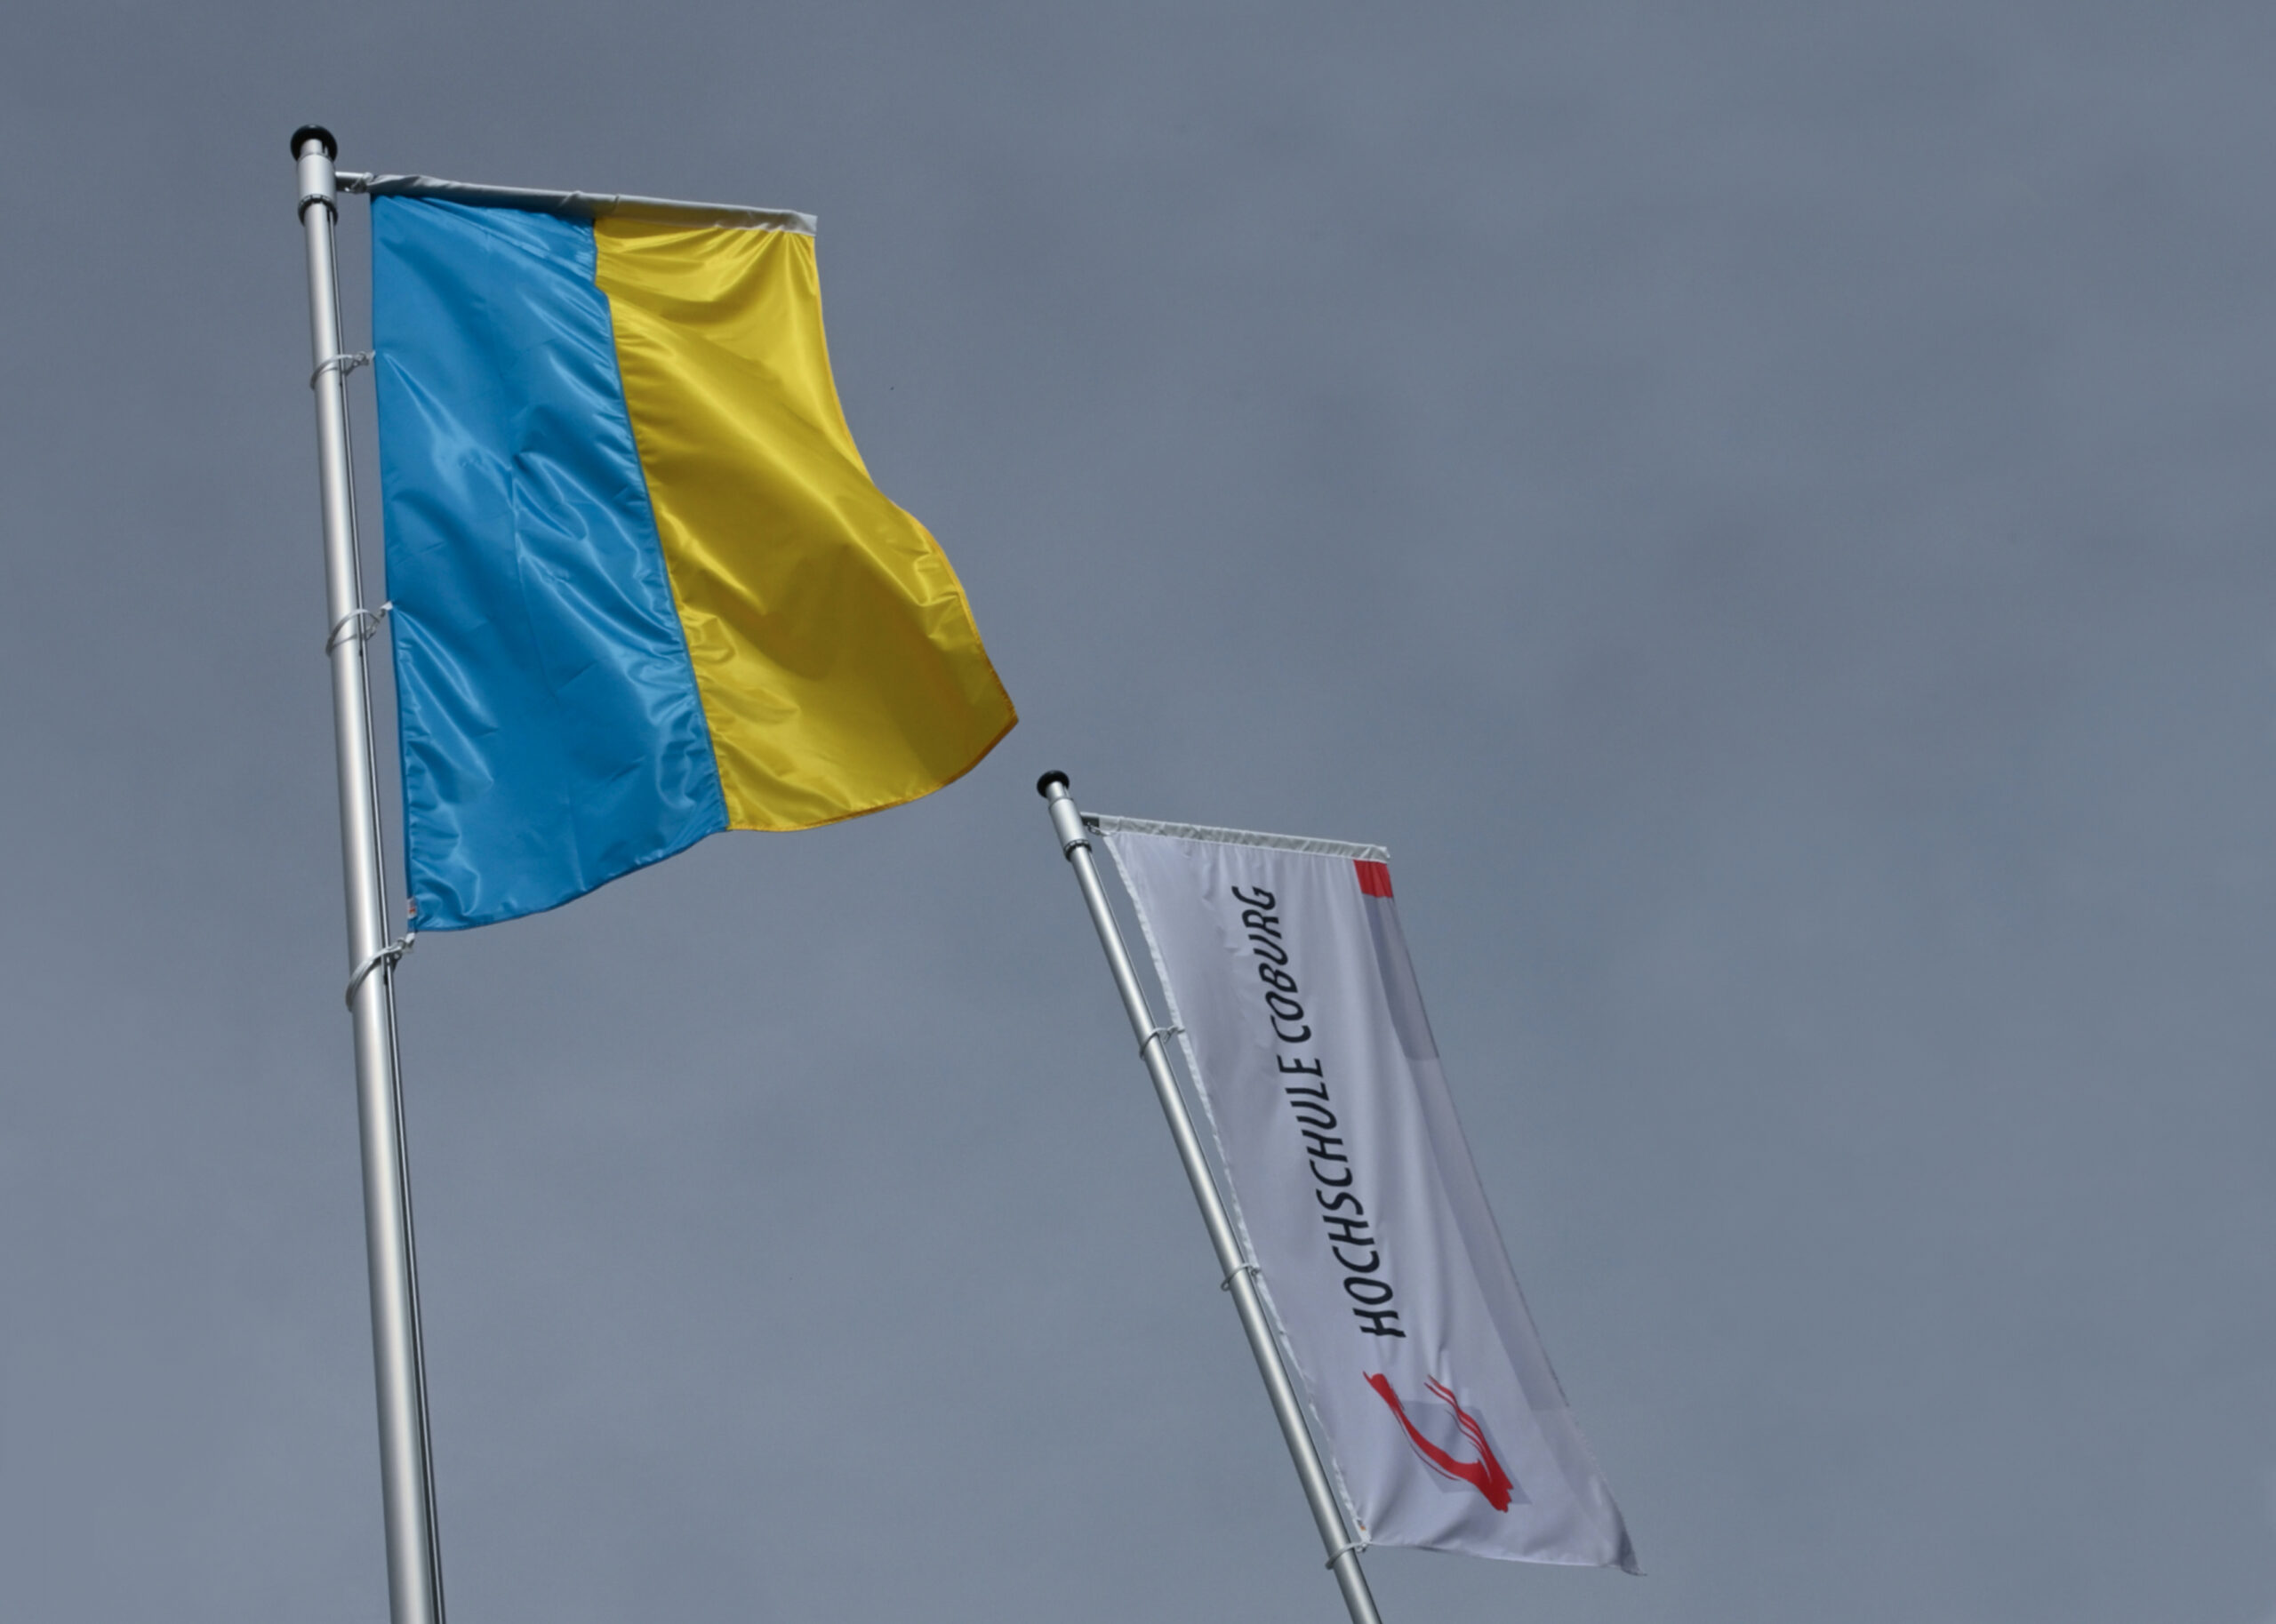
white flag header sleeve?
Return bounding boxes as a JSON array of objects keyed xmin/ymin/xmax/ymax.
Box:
[{"xmin": 1098, "ymin": 818, "xmax": 1637, "ymax": 1570}]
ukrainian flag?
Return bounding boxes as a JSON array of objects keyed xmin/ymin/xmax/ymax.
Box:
[{"xmin": 368, "ymin": 175, "xmax": 1016, "ymax": 930}]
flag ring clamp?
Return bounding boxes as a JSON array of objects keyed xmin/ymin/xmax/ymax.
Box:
[
  {"xmin": 1220, "ymin": 1261, "xmax": 1261, "ymax": 1293},
  {"xmin": 1324, "ymin": 1537, "xmax": 1369, "ymax": 1569},
  {"xmin": 1140, "ymin": 1021, "xmax": 1182, "ymax": 1056},
  {"xmin": 310, "ymin": 349, "xmax": 373, "ymax": 389},
  {"xmin": 325, "ymin": 601, "xmax": 392, "ymax": 654},
  {"xmin": 344, "ymin": 932, "xmax": 416, "ymax": 1008}
]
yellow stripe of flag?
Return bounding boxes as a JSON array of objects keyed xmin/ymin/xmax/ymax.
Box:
[{"xmin": 595, "ymin": 216, "xmax": 1015, "ymax": 830}]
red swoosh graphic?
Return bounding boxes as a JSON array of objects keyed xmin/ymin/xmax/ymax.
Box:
[{"xmin": 1365, "ymin": 1372, "xmax": 1515, "ymax": 1512}]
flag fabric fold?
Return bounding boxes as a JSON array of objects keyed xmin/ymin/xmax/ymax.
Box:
[
  {"xmin": 372, "ymin": 187, "xmax": 1015, "ymax": 930},
  {"xmin": 1099, "ymin": 817, "xmax": 1636, "ymax": 1571}
]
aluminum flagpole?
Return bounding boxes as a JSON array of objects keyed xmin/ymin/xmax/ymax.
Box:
[
  {"xmin": 293, "ymin": 124, "xmax": 446, "ymax": 1624},
  {"xmin": 1038, "ymin": 772, "xmax": 1385, "ymax": 1624}
]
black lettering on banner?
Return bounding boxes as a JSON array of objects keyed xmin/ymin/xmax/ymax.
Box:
[
  {"xmin": 1279, "ymin": 1053, "xmax": 1327, "ymax": 1101},
  {"xmin": 1228, "ymin": 871, "xmax": 1401, "ymax": 1341}
]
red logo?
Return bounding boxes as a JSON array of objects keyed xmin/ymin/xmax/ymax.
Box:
[{"xmin": 1365, "ymin": 1372, "xmax": 1515, "ymax": 1512}]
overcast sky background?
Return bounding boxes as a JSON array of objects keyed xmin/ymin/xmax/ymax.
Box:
[{"xmin": 4, "ymin": 4, "xmax": 2274, "ymax": 1621}]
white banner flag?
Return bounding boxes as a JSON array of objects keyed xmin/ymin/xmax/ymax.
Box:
[{"xmin": 1101, "ymin": 817, "xmax": 1636, "ymax": 1570}]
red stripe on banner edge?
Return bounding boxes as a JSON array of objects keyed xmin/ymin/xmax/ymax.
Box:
[{"xmin": 1355, "ymin": 860, "xmax": 1393, "ymax": 898}]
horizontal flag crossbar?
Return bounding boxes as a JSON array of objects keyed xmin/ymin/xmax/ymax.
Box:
[
  {"xmin": 1086, "ymin": 812, "xmax": 1388, "ymax": 863},
  {"xmin": 335, "ymin": 172, "xmax": 815, "ymax": 234}
]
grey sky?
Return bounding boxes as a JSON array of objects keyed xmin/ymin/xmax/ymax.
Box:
[{"xmin": 3, "ymin": 4, "xmax": 2273, "ymax": 1620}]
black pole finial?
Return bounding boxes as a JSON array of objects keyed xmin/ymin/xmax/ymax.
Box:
[
  {"xmin": 1037, "ymin": 770, "xmax": 1070, "ymax": 798},
  {"xmin": 291, "ymin": 124, "xmax": 339, "ymax": 161}
]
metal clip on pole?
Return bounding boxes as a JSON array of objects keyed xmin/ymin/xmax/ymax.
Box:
[
  {"xmin": 325, "ymin": 600, "xmax": 392, "ymax": 655},
  {"xmin": 1038, "ymin": 772, "xmax": 1385, "ymax": 1624},
  {"xmin": 311, "ymin": 349, "xmax": 373, "ymax": 388},
  {"xmin": 1139, "ymin": 1021, "xmax": 1183, "ymax": 1056},
  {"xmin": 344, "ymin": 932, "xmax": 416, "ymax": 1008}
]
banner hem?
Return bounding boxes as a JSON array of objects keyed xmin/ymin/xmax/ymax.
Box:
[
  {"xmin": 1089, "ymin": 813, "xmax": 1388, "ymax": 863},
  {"xmin": 344, "ymin": 172, "xmax": 816, "ymax": 233}
]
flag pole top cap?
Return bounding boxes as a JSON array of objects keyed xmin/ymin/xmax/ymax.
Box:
[
  {"xmin": 1036, "ymin": 770, "xmax": 1070, "ymax": 798},
  {"xmin": 291, "ymin": 125, "xmax": 338, "ymax": 161}
]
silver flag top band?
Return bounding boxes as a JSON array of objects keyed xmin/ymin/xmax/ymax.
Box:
[
  {"xmin": 336, "ymin": 171, "xmax": 817, "ymax": 235},
  {"xmin": 1087, "ymin": 812, "xmax": 1390, "ymax": 865}
]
